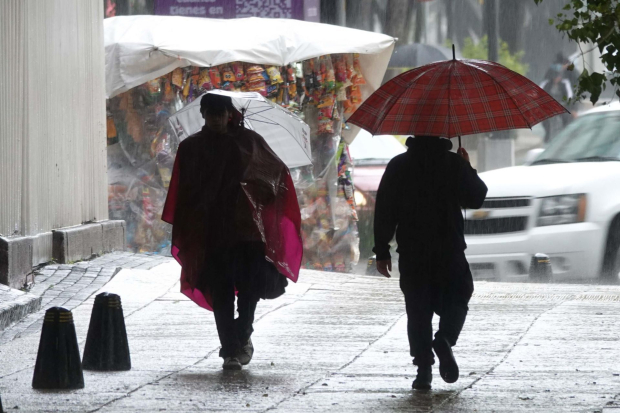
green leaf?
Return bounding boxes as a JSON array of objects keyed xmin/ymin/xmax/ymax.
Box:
[{"xmin": 548, "ymin": 18, "xmax": 555, "ymax": 25}]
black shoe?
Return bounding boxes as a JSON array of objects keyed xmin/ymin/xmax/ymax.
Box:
[
  {"xmin": 222, "ymin": 357, "xmax": 242, "ymax": 370},
  {"xmin": 432, "ymin": 336, "xmax": 459, "ymax": 383},
  {"xmin": 236, "ymin": 338, "xmax": 254, "ymax": 366},
  {"xmin": 412, "ymin": 366, "xmax": 432, "ymax": 390}
]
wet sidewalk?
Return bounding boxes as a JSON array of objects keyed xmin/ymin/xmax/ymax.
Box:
[{"xmin": 1, "ymin": 253, "xmax": 619, "ymax": 412}]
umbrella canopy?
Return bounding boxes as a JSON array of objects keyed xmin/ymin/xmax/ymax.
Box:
[
  {"xmin": 104, "ymin": 15, "xmax": 395, "ymax": 99},
  {"xmin": 388, "ymin": 43, "xmax": 454, "ymax": 68},
  {"xmin": 347, "ymin": 58, "xmax": 570, "ymax": 139},
  {"xmin": 168, "ymin": 90, "xmax": 312, "ymax": 169}
]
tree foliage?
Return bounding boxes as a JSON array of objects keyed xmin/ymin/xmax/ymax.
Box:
[
  {"xmin": 458, "ymin": 36, "xmax": 530, "ymax": 76},
  {"xmin": 534, "ymin": 0, "xmax": 620, "ymax": 104}
]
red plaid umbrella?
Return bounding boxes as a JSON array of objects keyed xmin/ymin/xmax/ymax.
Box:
[{"xmin": 347, "ymin": 52, "xmax": 569, "ymax": 143}]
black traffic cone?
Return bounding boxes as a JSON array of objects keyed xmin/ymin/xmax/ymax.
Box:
[
  {"xmin": 32, "ymin": 307, "xmax": 84, "ymax": 389},
  {"xmin": 529, "ymin": 253, "xmax": 552, "ymax": 281},
  {"xmin": 82, "ymin": 292, "xmax": 131, "ymax": 371}
]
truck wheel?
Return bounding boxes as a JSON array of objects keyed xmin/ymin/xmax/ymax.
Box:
[{"xmin": 601, "ymin": 217, "xmax": 620, "ymax": 280}]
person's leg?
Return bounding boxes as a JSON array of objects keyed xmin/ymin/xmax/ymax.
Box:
[
  {"xmin": 211, "ymin": 259, "xmax": 241, "ymax": 362},
  {"xmin": 433, "ymin": 253, "xmax": 474, "ymax": 383},
  {"xmin": 236, "ymin": 289, "xmax": 259, "ymax": 345},
  {"xmin": 402, "ymin": 284, "xmax": 435, "ymax": 367},
  {"xmin": 436, "ymin": 254, "xmax": 474, "ymax": 347}
]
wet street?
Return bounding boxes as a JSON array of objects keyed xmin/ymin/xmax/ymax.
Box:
[{"xmin": 1, "ymin": 253, "xmax": 619, "ymax": 412}]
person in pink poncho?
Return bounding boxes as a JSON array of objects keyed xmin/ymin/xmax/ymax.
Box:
[{"xmin": 162, "ymin": 94, "xmax": 302, "ymax": 370}]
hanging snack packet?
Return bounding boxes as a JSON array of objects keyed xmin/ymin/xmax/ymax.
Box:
[
  {"xmin": 198, "ymin": 68, "xmax": 213, "ymax": 90},
  {"xmin": 248, "ymin": 80, "xmax": 267, "ymax": 96},
  {"xmin": 345, "ymin": 54, "xmax": 355, "ymax": 81},
  {"xmin": 322, "ymin": 56, "xmax": 336, "ymax": 91},
  {"xmin": 314, "ymin": 57, "xmax": 324, "ymax": 87},
  {"xmin": 286, "ymin": 65, "xmax": 296, "ymax": 82},
  {"xmin": 318, "ymin": 102, "xmax": 334, "ymax": 119},
  {"xmin": 343, "ymin": 98, "xmax": 356, "ymax": 114},
  {"xmin": 334, "ymin": 54, "xmax": 347, "ymax": 82},
  {"xmin": 349, "ymin": 85, "xmax": 362, "ymax": 104},
  {"xmin": 336, "ymin": 86, "xmax": 348, "ymax": 101},
  {"xmin": 163, "ymin": 77, "xmax": 175, "ymax": 101},
  {"xmin": 171, "ymin": 68, "xmax": 184, "ymax": 88},
  {"xmin": 289, "ymin": 82, "xmax": 297, "ymax": 98},
  {"xmin": 182, "ymin": 75, "xmax": 192, "ymax": 97},
  {"xmin": 267, "ymin": 84, "xmax": 279, "ymax": 96},
  {"xmin": 246, "ymin": 64, "xmax": 265, "ymax": 75},
  {"xmin": 221, "ymin": 65, "xmax": 235, "ymax": 83},
  {"xmin": 231, "ymin": 62, "xmax": 245, "ymax": 81},
  {"xmin": 266, "ymin": 66, "xmax": 284, "ymax": 84},
  {"xmin": 352, "ymin": 53, "xmax": 366, "ymax": 85},
  {"xmin": 318, "ymin": 118, "xmax": 335, "ymax": 134},
  {"xmin": 209, "ymin": 67, "xmax": 222, "ymax": 89},
  {"xmin": 317, "ymin": 93, "xmax": 335, "ymax": 109}
]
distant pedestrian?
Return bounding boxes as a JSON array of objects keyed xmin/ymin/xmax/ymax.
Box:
[
  {"xmin": 539, "ymin": 53, "xmax": 578, "ymax": 143},
  {"xmin": 373, "ymin": 136, "xmax": 487, "ymax": 390},
  {"xmin": 162, "ymin": 94, "xmax": 302, "ymax": 370}
]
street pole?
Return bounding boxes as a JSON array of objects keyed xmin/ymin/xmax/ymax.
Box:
[
  {"xmin": 335, "ymin": 0, "xmax": 346, "ymax": 26},
  {"xmin": 486, "ymin": 0, "xmax": 498, "ymax": 62},
  {"xmin": 478, "ymin": 0, "xmax": 514, "ymax": 172}
]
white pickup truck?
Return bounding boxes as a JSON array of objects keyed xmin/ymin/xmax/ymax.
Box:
[{"xmin": 465, "ymin": 102, "xmax": 620, "ymax": 281}]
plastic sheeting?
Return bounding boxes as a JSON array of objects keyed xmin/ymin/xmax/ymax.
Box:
[{"xmin": 106, "ymin": 49, "xmax": 390, "ymax": 270}]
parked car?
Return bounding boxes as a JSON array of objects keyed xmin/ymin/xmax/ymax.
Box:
[
  {"xmin": 465, "ymin": 102, "xmax": 620, "ymax": 281},
  {"xmin": 348, "ymin": 130, "xmax": 406, "ymax": 260}
]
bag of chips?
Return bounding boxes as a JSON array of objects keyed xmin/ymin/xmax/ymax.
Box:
[
  {"xmin": 209, "ymin": 67, "xmax": 222, "ymax": 88},
  {"xmin": 266, "ymin": 66, "xmax": 284, "ymax": 84},
  {"xmin": 231, "ymin": 62, "xmax": 245, "ymax": 81},
  {"xmin": 221, "ymin": 65, "xmax": 235, "ymax": 82}
]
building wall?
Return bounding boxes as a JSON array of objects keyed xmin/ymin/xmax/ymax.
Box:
[{"xmin": 0, "ymin": 0, "xmax": 108, "ymax": 238}]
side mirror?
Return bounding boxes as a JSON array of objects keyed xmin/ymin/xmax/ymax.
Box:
[{"xmin": 524, "ymin": 148, "xmax": 545, "ymax": 165}]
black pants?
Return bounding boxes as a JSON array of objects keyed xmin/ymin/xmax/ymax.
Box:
[
  {"xmin": 209, "ymin": 243, "xmax": 264, "ymax": 359},
  {"xmin": 399, "ymin": 252, "xmax": 474, "ymax": 367}
]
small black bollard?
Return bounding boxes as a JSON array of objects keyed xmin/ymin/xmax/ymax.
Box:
[
  {"xmin": 32, "ymin": 307, "xmax": 84, "ymax": 389},
  {"xmin": 82, "ymin": 292, "xmax": 131, "ymax": 371},
  {"xmin": 529, "ymin": 253, "xmax": 552, "ymax": 281}
]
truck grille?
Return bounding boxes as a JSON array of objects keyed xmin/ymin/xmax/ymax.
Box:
[
  {"xmin": 464, "ymin": 217, "xmax": 528, "ymax": 235},
  {"xmin": 481, "ymin": 197, "xmax": 531, "ymax": 209}
]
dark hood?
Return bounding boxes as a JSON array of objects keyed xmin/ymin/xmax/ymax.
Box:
[{"xmin": 406, "ymin": 136, "xmax": 453, "ymax": 153}]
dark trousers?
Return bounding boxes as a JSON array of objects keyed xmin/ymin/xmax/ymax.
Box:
[
  {"xmin": 399, "ymin": 252, "xmax": 474, "ymax": 367},
  {"xmin": 209, "ymin": 243, "xmax": 263, "ymax": 358}
]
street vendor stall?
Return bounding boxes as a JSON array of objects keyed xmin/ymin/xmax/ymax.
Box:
[{"xmin": 104, "ymin": 15, "xmax": 395, "ymax": 271}]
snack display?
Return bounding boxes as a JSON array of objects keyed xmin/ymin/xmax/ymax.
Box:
[{"xmin": 106, "ymin": 54, "xmax": 366, "ymax": 271}]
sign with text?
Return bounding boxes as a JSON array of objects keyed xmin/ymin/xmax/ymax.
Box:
[{"xmin": 154, "ymin": 0, "xmax": 319, "ymax": 21}]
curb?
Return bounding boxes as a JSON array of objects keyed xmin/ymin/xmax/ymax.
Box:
[{"xmin": 0, "ymin": 285, "xmax": 42, "ymax": 331}]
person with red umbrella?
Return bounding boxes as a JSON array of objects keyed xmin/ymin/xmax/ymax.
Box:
[{"xmin": 347, "ymin": 46, "xmax": 567, "ymax": 390}]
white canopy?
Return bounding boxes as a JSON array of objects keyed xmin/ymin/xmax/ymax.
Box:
[{"xmin": 104, "ymin": 16, "xmax": 395, "ymax": 142}]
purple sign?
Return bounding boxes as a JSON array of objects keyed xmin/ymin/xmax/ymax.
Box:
[{"xmin": 154, "ymin": 0, "xmax": 319, "ymax": 22}]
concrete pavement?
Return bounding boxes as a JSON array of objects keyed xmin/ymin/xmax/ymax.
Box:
[{"xmin": 1, "ymin": 253, "xmax": 620, "ymax": 412}]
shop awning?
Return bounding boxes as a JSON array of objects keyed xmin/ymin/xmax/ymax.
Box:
[{"xmin": 104, "ymin": 15, "xmax": 395, "ymax": 142}]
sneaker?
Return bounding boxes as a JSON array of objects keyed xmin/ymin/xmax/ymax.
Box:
[
  {"xmin": 412, "ymin": 366, "xmax": 432, "ymax": 390},
  {"xmin": 432, "ymin": 336, "xmax": 459, "ymax": 383},
  {"xmin": 222, "ymin": 357, "xmax": 242, "ymax": 370},
  {"xmin": 236, "ymin": 338, "xmax": 254, "ymax": 366}
]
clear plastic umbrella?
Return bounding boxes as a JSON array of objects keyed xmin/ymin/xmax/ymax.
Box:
[{"xmin": 168, "ymin": 90, "xmax": 312, "ymax": 168}]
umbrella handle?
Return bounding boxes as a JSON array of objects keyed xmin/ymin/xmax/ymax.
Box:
[{"xmin": 458, "ymin": 136, "xmax": 461, "ymax": 149}]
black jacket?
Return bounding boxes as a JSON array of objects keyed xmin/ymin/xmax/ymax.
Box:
[{"xmin": 373, "ymin": 137, "xmax": 488, "ymax": 263}]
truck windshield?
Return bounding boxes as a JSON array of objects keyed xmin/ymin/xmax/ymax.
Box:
[{"xmin": 533, "ymin": 112, "xmax": 620, "ymax": 164}]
